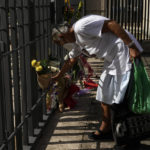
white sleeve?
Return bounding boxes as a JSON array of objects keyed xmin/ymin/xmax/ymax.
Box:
[
  {"xmin": 68, "ymin": 43, "xmax": 82, "ymax": 58},
  {"xmin": 125, "ymin": 30, "xmax": 143, "ymax": 52},
  {"xmin": 73, "ymin": 16, "xmax": 108, "ymax": 38}
]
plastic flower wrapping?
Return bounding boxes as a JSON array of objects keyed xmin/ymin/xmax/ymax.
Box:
[{"xmin": 31, "ymin": 57, "xmax": 60, "ymax": 90}]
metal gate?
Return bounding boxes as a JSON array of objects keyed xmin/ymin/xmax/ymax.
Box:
[
  {"xmin": 0, "ymin": 0, "xmax": 65, "ymax": 150},
  {"xmin": 0, "ymin": 0, "xmax": 149, "ymax": 150},
  {"xmin": 106, "ymin": 0, "xmax": 150, "ymax": 41}
]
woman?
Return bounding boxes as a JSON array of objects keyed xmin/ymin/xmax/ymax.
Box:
[{"xmin": 51, "ymin": 14, "xmax": 143, "ymax": 141}]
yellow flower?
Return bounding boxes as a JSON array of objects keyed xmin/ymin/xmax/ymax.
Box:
[
  {"xmin": 35, "ymin": 61, "xmax": 41, "ymax": 67},
  {"xmin": 36, "ymin": 65, "xmax": 43, "ymax": 72},
  {"xmin": 31, "ymin": 59, "xmax": 37, "ymax": 67}
]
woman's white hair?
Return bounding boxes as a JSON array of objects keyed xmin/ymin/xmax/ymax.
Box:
[{"xmin": 52, "ymin": 23, "xmax": 69, "ymax": 41}]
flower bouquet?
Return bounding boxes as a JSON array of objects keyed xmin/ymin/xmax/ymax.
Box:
[
  {"xmin": 31, "ymin": 59, "xmax": 60, "ymax": 89},
  {"xmin": 64, "ymin": 0, "xmax": 83, "ymax": 25},
  {"xmin": 31, "ymin": 58, "xmax": 79, "ymax": 112}
]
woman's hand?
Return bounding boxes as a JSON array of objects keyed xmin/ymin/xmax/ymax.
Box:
[
  {"xmin": 51, "ymin": 57, "xmax": 78, "ymax": 83},
  {"xmin": 51, "ymin": 73, "xmax": 60, "ymax": 82},
  {"xmin": 129, "ymin": 48, "xmax": 140, "ymax": 57},
  {"xmin": 129, "ymin": 47, "xmax": 141, "ymax": 61}
]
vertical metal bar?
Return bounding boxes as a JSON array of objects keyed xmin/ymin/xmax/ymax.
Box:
[
  {"xmin": 55, "ymin": 0, "xmax": 59, "ymax": 58},
  {"xmin": 55, "ymin": 0, "xmax": 64, "ymax": 24},
  {"xmin": 124, "ymin": 0, "xmax": 127, "ymax": 29},
  {"xmin": 53, "ymin": 0, "xmax": 58, "ymax": 57},
  {"xmin": 143, "ymin": 0, "xmax": 147, "ymax": 40},
  {"xmin": 127, "ymin": 0, "xmax": 131, "ymax": 31},
  {"xmin": 131, "ymin": 0, "xmax": 134, "ymax": 34},
  {"xmin": 42, "ymin": 0, "xmax": 47, "ymax": 115},
  {"xmin": 146, "ymin": 0, "xmax": 149, "ymax": 40},
  {"xmin": 35, "ymin": 0, "xmax": 41, "ymax": 59},
  {"xmin": 47, "ymin": 0, "xmax": 51, "ymax": 57},
  {"xmin": 23, "ymin": 0, "xmax": 34, "ymax": 137},
  {"xmin": 0, "ymin": 42, "xmax": 7, "ymax": 150},
  {"xmin": 137, "ymin": 0, "xmax": 140, "ymax": 41},
  {"xmin": 39, "ymin": 0, "xmax": 48, "ymax": 115},
  {"xmin": 16, "ymin": 0, "xmax": 28, "ymax": 145},
  {"xmin": 83, "ymin": 0, "xmax": 86, "ymax": 16},
  {"xmin": 42, "ymin": 0, "xmax": 45, "ymax": 59},
  {"xmin": 137, "ymin": 0, "xmax": 139, "ymax": 40},
  {"xmin": 114, "ymin": 0, "xmax": 117, "ymax": 20},
  {"xmin": 40, "ymin": 0, "xmax": 45, "ymax": 59},
  {"xmin": 110, "ymin": 0, "xmax": 113, "ymax": 19},
  {"xmin": 50, "ymin": 0, "xmax": 55, "ymax": 25},
  {"xmin": 117, "ymin": 0, "xmax": 120, "ymax": 23},
  {"xmin": 140, "ymin": 0, "xmax": 143, "ymax": 41},
  {"xmin": 34, "ymin": 0, "xmax": 43, "ymax": 120},
  {"xmin": 112, "ymin": 0, "xmax": 115, "ymax": 20},
  {"xmin": 44, "ymin": 0, "xmax": 48, "ymax": 59},
  {"xmin": 121, "ymin": 0, "xmax": 124, "ymax": 27},
  {"xmin": 35, "ymin": 0, "xmax": 44, "ymax": 119},
  {"xmin": 127, "ymin": 0, "xmax": 129, "ymax": 31},
  {"xmin": 0, "ymin": 0, "xmax": 15, "ymax": 149},
  {"xmin": 134, "ymin": 0, "xmax": 137, "ymax": 38},
  {"xmin": 9, "ymin": 0, "xmax": 22, "ymax": 149},
  {"xmin": 106, "ymin": 0, "xmax": 109, "ymax": 18},
  {"xmin": 28, "ymin": 0, "xmax": 40, "ymax": 133}
]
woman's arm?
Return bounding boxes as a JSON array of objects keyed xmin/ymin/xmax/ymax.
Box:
[
  {"xmin": 102, "ymin": 20, "xmax": 141, "ymax": 58},
  {"xmin": 51, "ymin": 57, "xmax": 78, "ymax": 81}
]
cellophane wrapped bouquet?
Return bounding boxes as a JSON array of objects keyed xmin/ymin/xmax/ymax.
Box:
[{"xmin": 31, "ymin": 58, "xmax": 60, "ymax": 90}]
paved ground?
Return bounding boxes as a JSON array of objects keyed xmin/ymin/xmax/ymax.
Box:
[{"xmin": 35, "ymin": 54, "xmax": 150, "ymax": 150}]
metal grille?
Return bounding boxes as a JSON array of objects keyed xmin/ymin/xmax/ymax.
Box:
[
  {"xmin": 0, "ymin": 0, "xmax": 149, "ymax": 149},
  {"xmin": 106, "ymin": 0, "xmax": 150, "ymax": 41},
  {"xmin": 0, "ymin": 0, "xmax": 65, "ymax": 149}
]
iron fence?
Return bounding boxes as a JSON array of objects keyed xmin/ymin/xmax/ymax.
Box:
[
  {"xmin": 0, "ymin": 0, "xmax": 149, "ymax": 150},
  {"xmin": 0, "ymin": 0, "xmax": 66, "ymax": 150},
  {"xmin": 106, "ymin": 0, "xmax": 150, "ymax": 41}
]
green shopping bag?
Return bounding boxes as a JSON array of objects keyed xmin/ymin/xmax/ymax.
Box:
[{"xmin": 128, "ymin": 58, "xmax": 150, "ymax": 114}]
